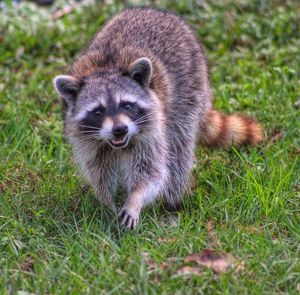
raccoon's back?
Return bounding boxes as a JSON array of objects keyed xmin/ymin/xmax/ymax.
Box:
[{"xmin": 88, "ymin": 8, "xmax": 210, "ymax": 101}]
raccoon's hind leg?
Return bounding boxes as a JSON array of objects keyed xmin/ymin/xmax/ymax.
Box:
[
  {"xmin": 162, "ymin": 145, "xmax": 194, "ymax": 212},
  {"xmin": 162, "ymin": 112, "xmax": 199, "ymax": 212}
]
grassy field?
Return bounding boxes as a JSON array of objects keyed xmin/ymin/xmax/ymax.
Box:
[{"xmin": 0, "ymin": 1, "xmax": 299, "ymax": 294}]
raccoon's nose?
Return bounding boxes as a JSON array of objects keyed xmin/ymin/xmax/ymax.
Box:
[{"xmin": 112, "ymin": 123, "xmax": 128, "ymax": 137}]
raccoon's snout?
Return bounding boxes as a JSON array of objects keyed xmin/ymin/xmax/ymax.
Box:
[
  {"xmin": 109, "ymin": 121, "xmax": 131, "ymax": 149},
  {"xmin": 112, "ymin": 123, "xmax": 128, "ymax": 138}
]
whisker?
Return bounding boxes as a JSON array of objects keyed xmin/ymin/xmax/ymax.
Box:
[
  {"xmin": 135, "ymin": 114, "xmax": 150, "ymax": 119},
  {"xmin": 78, "ymin": 132, "xmax": 102, "ymax": 140},
  {"xmin": 135, "ymin": 115, "xmax": 152, "ymax": 125},
  {"xmin": 78, "ymin": 135, "xmax": 102, "ymax": 145},
  {"xmin": 79, "ymin": 125, "xmax": 101, "ymax": 130},
  {"xmin": 80, "ymin": 130, "xmax": 100, "ymax": 134},
  {"xmin": 135, "ymin": 119, "xmax": 152, "ymax": 125},
  {"xmin": 135, "ymin": 114, "xmax": 151, "ymax": 122},
  {"xmin": 135, "ymin": 117, "xmax": 151, "ymax": 122}
]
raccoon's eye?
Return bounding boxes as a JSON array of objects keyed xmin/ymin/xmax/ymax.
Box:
[
  {"xmin": 120, "ymin": 101, "xmax": 135, "ymax": 111},
  {"xmin": 90, "ymin": 106, "xmax": 105, "ymax": 115}
]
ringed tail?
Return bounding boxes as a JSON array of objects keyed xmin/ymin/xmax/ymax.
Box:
[{"xmin": 200, "ymin": 110, "xmax": 264, "ymax": 148}]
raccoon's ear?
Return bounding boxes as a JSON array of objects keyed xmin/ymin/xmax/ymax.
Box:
[
  {"xmin": 53, "ymin": 75, "xmax": 81, "ymax": 103},
  {"xmin": 128, "ymin": 57, "xmax": 152, "ymax": 87}
]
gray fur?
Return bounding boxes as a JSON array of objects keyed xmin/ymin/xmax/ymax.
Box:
[{"xmin": 53, "ymin": 8, "xmax": 213, "ymax": 229}]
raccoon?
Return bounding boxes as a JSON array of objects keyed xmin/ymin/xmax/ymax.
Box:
[{"xmin": 53, "ymin": 8, "xmax": 263, "ymax": 229}]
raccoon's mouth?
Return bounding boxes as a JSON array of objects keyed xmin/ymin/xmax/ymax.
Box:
[{"xmin": 109, "ymin": 137, "xmax": 129, "ymax": 149}]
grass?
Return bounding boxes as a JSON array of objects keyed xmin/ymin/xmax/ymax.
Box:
[{"xmin": 0, "ymin": 0, "xmax": 299, "ymax": 294}]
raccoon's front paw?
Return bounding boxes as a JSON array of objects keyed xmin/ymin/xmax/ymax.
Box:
[{"xmin": 119, "ymin": 207, "xmax": 139, "ymax": 230}]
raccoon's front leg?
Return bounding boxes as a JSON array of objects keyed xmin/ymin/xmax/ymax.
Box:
[
  {"xmin": 119, "ymin": 180, "xmax": 163, "ymax": 229},
  {"xmin": 119, "ymin": 146, "xmax": 167, "ymax": 229},
  {"xmin": 119, "ymin": 188, "xmax": 145, "ymax": 229}
]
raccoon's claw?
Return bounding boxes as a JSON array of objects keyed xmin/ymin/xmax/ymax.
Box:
[{"xmin": 119, "ymin": 208, "xmax": 139, "ymax": 230}]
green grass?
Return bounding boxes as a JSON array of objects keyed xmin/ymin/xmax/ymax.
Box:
[{"xmin": 0, "ymin": 1, "xmax": 299, "ymax": 294}]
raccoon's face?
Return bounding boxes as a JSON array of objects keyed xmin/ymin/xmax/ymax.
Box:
[{"xmin": 54, "ymin": 58, "xmax": 158, "ymax": 149}]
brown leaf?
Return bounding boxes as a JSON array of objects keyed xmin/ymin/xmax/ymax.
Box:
[
  {"xmin": 206, "ymin": 219, "xmax": 222, "ymax": 247},
  {"xmin": 176, "ymin": 266, "xmax": 202, "ymax": 277},
  {"xmin": 294, "ymin": 100, "xmax": 300, "ymax": 109},
  {"xmin": 70, "ymin": 197, "xmax": 80, "ymax": 213},
  {"xmin": 142, "ymin": 253, "xmax": 179, "ymax": 272},
  {"xmin": 158, "ymin": 237, "xmax": 177, "ymax": 243},
  {"xmin": 225, "ymin": 11, "xmax": 236, "ymax": 28},
  {"xmin": 236, "ymin": 224, "xmax": 263, "ymax": 234},
  {"xmin": 185, "ymin": 249, "xmax": 243, "ymax": 273},
  {"xmin": 142, "ymin": 253, "xmax": 157, "ymax": 271},
  {"xmin": 295, "ymin": 148, "xmax": 300, "ymax": 155},
  {"xmin": 160, "ymin": 262, "xmax": 170, "ymax": 270},
  {"xmin": 52, "ymin": 6, "xmax": 74, "ymax": 20},
  {"xmin": 17, "ymin": 291, "xmax": 36, "ymax": 295},
  {"xmin": 268, "ymin": 128, "xmax": 284, "ymax": 143},
  {"xmin": 159, "ymin": 214, "xmax": 179, "ymax": 227},
  {"xmin": 16, "ymin": 47, "xmax": 25, "ymax": 59},
  {"xmin": 20, "ymin": 256, "xmax": 35, "ymax": 273}
]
